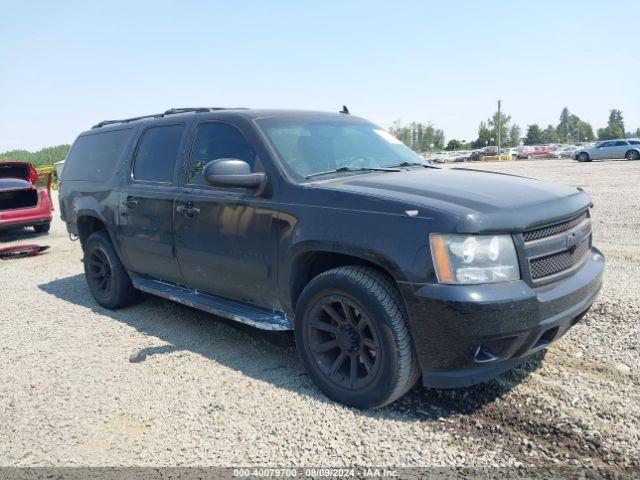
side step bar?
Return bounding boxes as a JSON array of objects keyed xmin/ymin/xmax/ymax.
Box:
[{"xmin": 132, "ymin": 278, "xmax": 291, "ymax": 331}]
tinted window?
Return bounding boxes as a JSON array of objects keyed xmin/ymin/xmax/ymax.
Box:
[
  {"xmin": 614, "ymin": 141, "xmax": 628, "ymax": 146},
  {"xmin": 629, "ymin": 140, "xmax": 640, "ymax": 145},
  {"xmin": 600, "ymin": 141, "xmax": 614, "ymax": 148},
  {"xmin": 187, "ymin": 123, "xmax": 256, "ymax": 186},
  {"xmin": 63, "ymin": 128, "xmax": 132, "ymax": 181},
  {"xmin": 133, "ymin": 125, "xmax": 184, "ymax": 183}
]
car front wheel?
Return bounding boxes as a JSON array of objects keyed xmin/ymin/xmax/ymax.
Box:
[{"xmin": 295, "ymin": 266, "xmax": 419, "ymax": 409}]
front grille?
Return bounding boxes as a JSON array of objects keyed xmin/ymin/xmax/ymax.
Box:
[
  {"xmin": 529, "ymin": 237, "xmax": 590, "ymax": 280},
  {"xmin": 522, "ymin": 211, "xmax": 592, "ymax": 282},
  {"xmin": 523, "ymin": 212, "xmax": 588, "ymax": 242}
]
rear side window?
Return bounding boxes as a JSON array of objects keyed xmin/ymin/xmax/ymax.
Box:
[
  {"xmin": 614, "ymin": 140, "xmax": 628, "ymax": 146},
  {"xmin": 63, "ymin": 128, "xmax": 132, "ymax": 181},
  {"xmin": 133, "ymin": 124, "xmax": 185, "ymax": 183},
  {"xmin": 629, "ymin": 140, "xmax": 640, "ymax": 145}
]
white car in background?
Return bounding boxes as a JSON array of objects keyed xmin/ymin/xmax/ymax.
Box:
[
  {"xmin": 549, "ymin": 145, "xmax": 577, "ymax": 158},
  {"xmin": 506, "ymin": 147, "xmax": 518, "ymax": 157}
]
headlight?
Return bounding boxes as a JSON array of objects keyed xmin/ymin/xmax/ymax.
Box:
[{"xmin": 430, "ymin": 234, "xmax": 520, "ymax": 284}]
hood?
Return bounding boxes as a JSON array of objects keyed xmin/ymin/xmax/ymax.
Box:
[
  {"xmin": 317, "ymin": 168, "xmax": 591, "ymax": 233},
  {"xmin": 0, "ymin": 177, "xmax": 34, "ymax": 192}
]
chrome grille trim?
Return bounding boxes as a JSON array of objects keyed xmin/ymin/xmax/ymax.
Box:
[{"xmin": 523, "ymin": 212, "xmax": 589, "ymax": 242}]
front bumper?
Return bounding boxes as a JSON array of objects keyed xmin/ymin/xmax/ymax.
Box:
[{"xmin": 398, "ymin": 247, "xmax": 604, "ymax": 388}]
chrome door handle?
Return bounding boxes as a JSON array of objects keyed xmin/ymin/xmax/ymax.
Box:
[
  {"xmin": 176, "ymin": 204, "xmax": 200, "ymax": 217},
  {"xmin": 122, "ymin": 198, "xmax": 139, "ymax": 208}
]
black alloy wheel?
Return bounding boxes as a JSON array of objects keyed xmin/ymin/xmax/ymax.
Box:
[
  {"xmin": 87, "ymin": 246, "xmax": 113, "ymax": 296},
  {"xmin": 83, "ymin": 230, "xmax": 138, "ymax": 309},
  {"xmin": 307, "ymin": 295, "xmax": 381, "ymax": 390},
  {"xmin": 295, "ymin": 266, "xmax": 420, "ymax": 409}
]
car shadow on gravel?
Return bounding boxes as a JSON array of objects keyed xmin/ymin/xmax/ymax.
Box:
[
  {"xmin": 39, "ymin": 274, "xmax": 545, "ymax": 421},
  {"xmin": 0, "ymin": 227, "xmax": 49, "ymax": 242}
]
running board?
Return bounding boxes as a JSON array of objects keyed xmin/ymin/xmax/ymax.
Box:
[{"xmin": 132, "ymin": 278, "xmax": 291, "ymax": 331}]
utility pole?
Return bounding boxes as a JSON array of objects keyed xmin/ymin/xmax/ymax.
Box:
[{"xmin": 497, "ymin": 99, "xmax": 501, "ymax": 155}]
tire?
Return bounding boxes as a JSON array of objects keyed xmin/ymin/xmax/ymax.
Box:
[
  {"xmin": 83, "ymin": 230, "xmax": 138, "ymax": 309},
  {"xmin": 578, "ymin": 152, "xmax": 591, "ymax": 162},
  {"xmin": 294, "ymin": 266, "xmax": 420, "ymax": 409},
  {"xmin": 33, "ymin": 222, "xmax": 50, "ymax": 234},
  {"xmin": 625, "ymin": 150, "xmax": 640, "ymax": 161}
]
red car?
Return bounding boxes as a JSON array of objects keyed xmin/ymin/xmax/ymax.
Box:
[
  {"xmin": 517, "ymin": 145, "xmax": 555, "ymax": 159},
  {"xmin": 0, "ymin": 162, "xmax": 53, "ymax": 234}
]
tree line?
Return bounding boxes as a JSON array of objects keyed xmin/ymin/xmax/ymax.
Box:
[
  {"xmin": 390, "ymin": 107, "xmax": 640, "ymax": 152},
  {"xmin": 0, "ymin": 144, "xmax": 70, "ymax": 167},
  {"xmin": 1, "ymin": 107, "xmax": 639, "ymax": 160}
]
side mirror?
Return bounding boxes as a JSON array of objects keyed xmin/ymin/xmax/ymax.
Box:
[{"xmin": 203, "ymin": 159, "xmax": 267, "ymax": 190}]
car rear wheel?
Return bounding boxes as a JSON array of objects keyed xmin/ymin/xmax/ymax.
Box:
[
  {"xmin": 33, "ymin": 222, "xmax": 50, "ymax": 234},
  {"xmin": 83, "ymin": 230, "xmax": 138, "ymax": 309},
  {"xmin": 625, "ymin": 150, "xmax": 640, "ymax": 161},
  {"xmin": 578, "ymin": 152, "xmax": 591, "ymax": 162},
  {"xmin": 295, "ymin": 266, "xmax": 419, "ymax": 409}
]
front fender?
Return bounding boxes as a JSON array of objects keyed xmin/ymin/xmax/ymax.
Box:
[
  {"xmin": 288, "ymin": 240, "xmax": 408, "ymax": 282},
  {"xmin": 276, "ymin": 204, "xmax": 443, "ymax": 314}
]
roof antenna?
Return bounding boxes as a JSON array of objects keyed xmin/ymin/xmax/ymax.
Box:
[{"xmin": 339, "ymin": 105, "xmax": 350, "ymax": 115}]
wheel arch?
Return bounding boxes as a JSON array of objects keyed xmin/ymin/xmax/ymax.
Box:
[
  {"xmin": 76, "ymin": 213, "xmax": 109, "ymax": 246},
  {"xmin": 288, "ymin": 247, "xmax": 404, "ymax": 314},
  {"xmin": 75, "ymin": 212, "xmax": 126, "ymax": 266}
]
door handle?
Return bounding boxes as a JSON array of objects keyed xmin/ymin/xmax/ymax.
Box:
[
  {"xmin": 176, "ymin": 204, "xmax": 200, "ymax": 217},
  {"xmin": 122, "ymin": 197, "xmax": 139, "ymax": 208}
]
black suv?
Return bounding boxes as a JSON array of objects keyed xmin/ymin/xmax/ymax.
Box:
[{"xmin": 60, "ymin": 107, "xmax": 604, "ymax": 408}]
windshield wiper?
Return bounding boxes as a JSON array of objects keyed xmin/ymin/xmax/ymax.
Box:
[
  {"xmin": 382, "ymin": 161, "xmax": 430, "ymax": 168},
  {"xmin": 305, "ymin": 166, "xmax": 400, "ymax": 179}
]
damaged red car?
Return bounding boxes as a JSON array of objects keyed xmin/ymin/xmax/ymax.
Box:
[{"xmin": 0, "ymin": 162, "xmax": 53, "ymax": 234}]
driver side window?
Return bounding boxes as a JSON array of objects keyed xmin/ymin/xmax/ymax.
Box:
[{"xmin": 187, "ymin": 122, "xmax": 257, "ymax": 186}]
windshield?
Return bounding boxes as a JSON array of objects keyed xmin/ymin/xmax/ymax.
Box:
[{"xmin": 256, "ymin": 117, "xmax": 427, "ymax": 181}]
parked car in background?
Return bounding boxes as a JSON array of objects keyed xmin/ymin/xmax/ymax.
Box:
[
  {"xmin": 574, "ymin": 139, "xmax": 640, "ymax": 162},
  {"xmin": 517, "ymin": 146, "xmax": 535, "ymax": 159},
  {"xmin": 0, "ymin": 162, "xmax": 53, "ymax": 233},
  {"xmin": 469, "ymin": 149, "xmax": 484, "ymax": 161},
  {"xmin": 549, "ymin": 145, "xmax": 577, "ymax": 159},
  {"xmin": 430, "ymin": 152, "xmax": 449, "ymax": 163},
  {"xmin": 517, "ymin": 145, "xmax": 552, "ymax": 159},
  {"xmin": 506, "ymin": 147, "xmax": 518, "ymax": 158},
  {"xmin": 530, "ymin": 146, "xmax": 551, "ymax": 158},
  {"xmin": 483, "ymin": 146, "xmax": 498, "ymax": 156}
]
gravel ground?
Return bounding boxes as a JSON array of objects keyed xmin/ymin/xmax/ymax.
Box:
[{"xmin": 0, "ymin": 158, "xmax": 638, "ymax": 468}]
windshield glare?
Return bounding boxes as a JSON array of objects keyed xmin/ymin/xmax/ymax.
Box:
[{"xmin": 256, "ymin": 118, "xmax": 427, "ymax": 180}]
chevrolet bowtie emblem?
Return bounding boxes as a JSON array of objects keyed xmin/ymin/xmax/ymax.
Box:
[{"xmin": 565, "ymin": 232, "xmax": 580, "ymax": 250}]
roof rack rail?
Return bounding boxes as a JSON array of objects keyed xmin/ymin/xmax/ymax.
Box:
[
  {"xmin": 91, "ymin": 107, "xmax": 247, "ymax": 129},
  {"xmin": 92, "ymin": 114, "xmax": 163, "ymax": 129}
]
